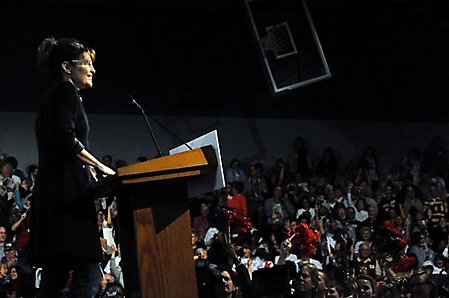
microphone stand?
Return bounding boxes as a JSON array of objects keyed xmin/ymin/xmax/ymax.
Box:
[{"xmin": 127, "ymin": 95, "xmax": 193, "ymax": 157}]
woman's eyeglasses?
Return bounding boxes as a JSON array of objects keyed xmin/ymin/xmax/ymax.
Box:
[{"xmin": 68, "ymin": 60, "xmax": 93, "ymax": 67}]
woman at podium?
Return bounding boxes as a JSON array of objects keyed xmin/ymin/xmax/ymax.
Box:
[{"xmin": 30, "ymin": 37, "xmax": 116, "ymax": 297}]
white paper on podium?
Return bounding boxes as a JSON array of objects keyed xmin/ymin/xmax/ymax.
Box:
[{"xmin": 169, "ymin": 130, "xmax": 225, "ymax": 198}]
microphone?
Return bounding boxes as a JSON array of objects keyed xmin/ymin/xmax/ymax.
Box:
[
  {"xmin": 125, "ymin": 94, "xmax": 192, "ymax": 157},
  {"xmin": 125, "ymin": 94, "xmax": 144, "ymax": 110}
]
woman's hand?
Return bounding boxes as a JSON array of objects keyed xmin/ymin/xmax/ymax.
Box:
[{"xmin": 99, "ymin": 164, "xmax": 116, "ymax": 176}]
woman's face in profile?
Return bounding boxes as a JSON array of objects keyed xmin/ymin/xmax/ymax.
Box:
[{"xmin": 68, "ymin": 54, "xmax": 96, "ymax": 89}]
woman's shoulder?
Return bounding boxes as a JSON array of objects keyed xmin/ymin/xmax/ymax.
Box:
[
  {"xmin": 45, "ymin": 80, "xmax": 78, "ymax": 98},
  {"xmin": 54, "ymin": 80, "xmax": 78, "ymax": 94}
]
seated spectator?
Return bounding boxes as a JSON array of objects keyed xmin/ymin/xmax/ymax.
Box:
[
  {"xmin": 3, "ymin": 156, "xmax": 25, "ymax": 181},
  {"xmin": 264, "ymin": 186, "xmax": 295, "ymax": 228},
  {"xmin": 99, "ymin": 281, "xmax": 125, "ymax": 298},
  {"xmin": 353, "ymin": 274, "xmax": 375, "ymax": 298},
  {"xmin": 423, "ymin": 183, "xmax": 446, "ymax": 228},
  {"xmin": 2, "ymin": 242, "xmax": 32, "ymax": 275},
  {"xmin": 10, "ymin": 210, "xmax": 30, "ymax": 259},
  {"xmin": 286, "ymin": 137, "xmax": 314, "ymax": 180},
  {"xmin": 377, "ymin": 184, "xmax": 398, "ymax": 221},
  {"xmin": 99, "ymin": 273, "xmax": 116, "ymax": 295},
  {"xmin": 0, "ymin": 163, "xmax": 21, "ymax": 203},
  {"xmin": 432, "ymin": 253, "xmax": 448, "ymax": 275},
  {"xmin": 334, "ymin": 205, "xmax": 356, "ymax": 241},
  {"xmin": 9, "ymin": 265, "xmax": 35, "ymax": 297},
  {"xmin": 296, "ymin": 197, "xmax": 315, "ymax": 223},
  {"xmin": 0, "ymin": 228, "xmax": 7, "ymax": 260},
  {"xmin": 191, "ymin": 229, "xmax": 205, "ymax": 255},
  {"xmin": 103, "ymin": 244, "xmax": 124, "ymax": 288},
  {"xmin": 325, "ymin": 283, "xmax": 345, "ymax": 298},
  {"xmin": 354, "ymin": 226, "xmax": 372, "ymax": 257},
  {"xmin": 401, "ymin": 184, "xmax": 424, "ymax": 218},
  {"xmin": 225, "ymin": 181, "xmax": 248, "ymax": 217},
  {"xmin": 23, "ymin": 164, "xmax": 38, "ymax": 193},
  {"xmin": 97, "ymin": 207, "xmax": 116, "ymax": 257},
  {"xmin": 269, "ymin": 159, "xmax": 286, "ymax": 192},
  {"xmin": 408, "ymin": 269, "xmax": 438, "ymax": 298},
  {"xmin": 358, "ymin": 205, "xmax": 382, "ymax": 239},
  {"xmin": 409, "ymin": 231, "xmax": 435, "ymax": 269},
  {"xmin": 225, "ymin": 159, "xmax": 246, "ymax": 183},
  {"xmin": 291, "ymin": 261, "xmax": 319, "ymax": 298},
  {"xmin": 212, "ymin": 264, "xmax": 239, "ymax": 298},
  {"xmin": 192, "ymin": 204, "xmax": 212, "ymax": 239},
  {"xmin": 243, "ymin": 164, "xmax": 268, "ymax": 220},
  {"xmin": 351, "ymin": 242, "xmax": 381, "ymax": 280},
  {"xmin": 239, "ymin": 242, "xmax": 264, "ymax": 279},
  {"xmin": 326, "ymin": 188, "xmax": 345, "ymax": 219},
  {"xmin": 0, "ymin": 262, "xmax": 9, "ymax": 285}
]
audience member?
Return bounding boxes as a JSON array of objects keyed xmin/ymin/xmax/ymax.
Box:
[
  {"xmin": 264, "ymin": 186, "xmax": 295, "ymax": 228},
  {"xmin": 192, "ymin": 204, "xmax": 212, "ymax": 239},
  {"xmin": 286, "ymin": 137, "xmax": 315, "ymax": 180},
  {"xmin": 409, "ymin": 230, "xmax": 435, "ymax": 269},
  {"xmin": 402, "ymin": 147, "xmax": 421, "ymax": 186},
  {"xmin": 269, "ymin": 159, "xmax": 286, "ymax": 193},
  {"xmin": 99, "ymin": 281, "xmax": 125, "ymax": 298},
  {"xmin": 353, "ymin": 274, "xmax": 375, "ymax": 298},
  {"xmin": 423, "ymin": 183, "xmax": 447, "ymax": 228},
  {"xmin": 225, "ymin": 182, "xmax": 248, "ymax": 217},
  {"xmin": 358, "ymin": 146, "xmax": 380, "ymax": 194},
  {"xmin": 243, "ymin": 165, "xmax": 268, "ymax": 220},
  {"xmin": 9, "ymin": 265, "xmax": 35, "ymax": 297},
  {"xmin": 315, "ymin": 148, "xmax": 339, "ymax": 186},
  {"xmin": 402, "ymin": 184, "xmax": 424, "ymax": 217},
  {"xmin": 351, "ymin": 242, "xmax": 381, "ymax": 280},
  {"xmin": 3, "ymin": 156, "xmax": 25, "ymax": 182},
  {"xmin": 408, "ymin": 269, "xmax": 438, "ymax": 298},
  {"xmin": 103, "ymin": 244, "xmax": 124, "ymax": 288},
  {"xmin": 225, "ymin": 159, "xmax": 246, "ymax": 183},
  {"xmin": 291, "ymin": 262, "xmax": 319, "ymax": 298},
  {"xmin": 2, "ymin": 243, "xmax": 32, "ymax": 275},
  {"xmin": 0, "ymin": 228, "xmax": 7, "ymax": 260}
]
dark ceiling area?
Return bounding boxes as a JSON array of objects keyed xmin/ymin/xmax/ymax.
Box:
[{"xmin": 1, "ymin": 0, "xmax": 448, "ymax": 122}]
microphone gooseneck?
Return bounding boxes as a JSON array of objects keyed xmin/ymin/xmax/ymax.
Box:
[
  {"xmin": 126, "ymin": 94, "xmax": 163, "ymax": 157},
  {"xmin": 125, "ymin": 94, "xmax": 193, "ymax": 157}
]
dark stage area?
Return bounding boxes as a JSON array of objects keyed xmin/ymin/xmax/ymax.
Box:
[{"xmin": 1, "ymin": 0, "xmax": 449, "ymax": 122}]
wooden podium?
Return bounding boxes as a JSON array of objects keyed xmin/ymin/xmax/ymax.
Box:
[{"xmin": 95, "ymin": 145, "xmax": 218, "ymax": 298}]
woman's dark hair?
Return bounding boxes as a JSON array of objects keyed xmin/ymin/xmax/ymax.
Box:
[
  {"xmin": 355, "ymin": 198, "xmax": 368, "ymax": 211},
  {"xmin": 26, "ymin": 164, "xmax": 38, "ymax": 177},
  {"xmin": 356, "ymin": 274, "xmax": 375, "ymax": 290},
  {"xmin": 231, "ymin": 181, "xmax": 244, "ymax": 194},
  {"xmin": 37, "ymin": 37, "xmax": 95, "ymax": 79},
  {"xmin": 230, "ymin": 159, "xmax": 240, "ymax": 167}
]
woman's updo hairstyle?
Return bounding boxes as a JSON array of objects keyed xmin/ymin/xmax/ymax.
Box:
[{"xmin": 37, "ymin": 37, "xmax": 95, "ymax": 79}]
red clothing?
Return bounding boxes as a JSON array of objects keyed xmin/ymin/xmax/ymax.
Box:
[
  {"xmin": 14, "ymin": 220, "xmax": 29, "ymax": 250},
  {"xmin": 225, "ymin": 194, "xmax": 248, "ymax": 217},
  {"xmin": 192, "ymin": 216, "xmax": 210, "ymax": 238}
]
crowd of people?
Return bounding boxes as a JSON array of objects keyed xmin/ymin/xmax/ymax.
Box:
[
  {"xmin": 189, "ymin": 135, "xmax": 449, "ymax": 298},
  {"xmin": 0, "ymin": 155, "xmax": 123, "ymax": 297},
  {"xmin": 1, "ymin": 134, "xmax": 449, "ymax": 297}
]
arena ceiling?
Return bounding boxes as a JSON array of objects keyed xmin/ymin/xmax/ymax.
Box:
[{"xmin": 1, "ymin": 0, "xmax": 448, "ymax": 122}]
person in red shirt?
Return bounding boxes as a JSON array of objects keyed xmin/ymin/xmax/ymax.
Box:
[
  {"xmin": 226, "ymin": 181, "xmax": 248, "ymax": 217},
  {"xmin": 192, "ymin": 204, "xmax": 211, "ymax": 239}
]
